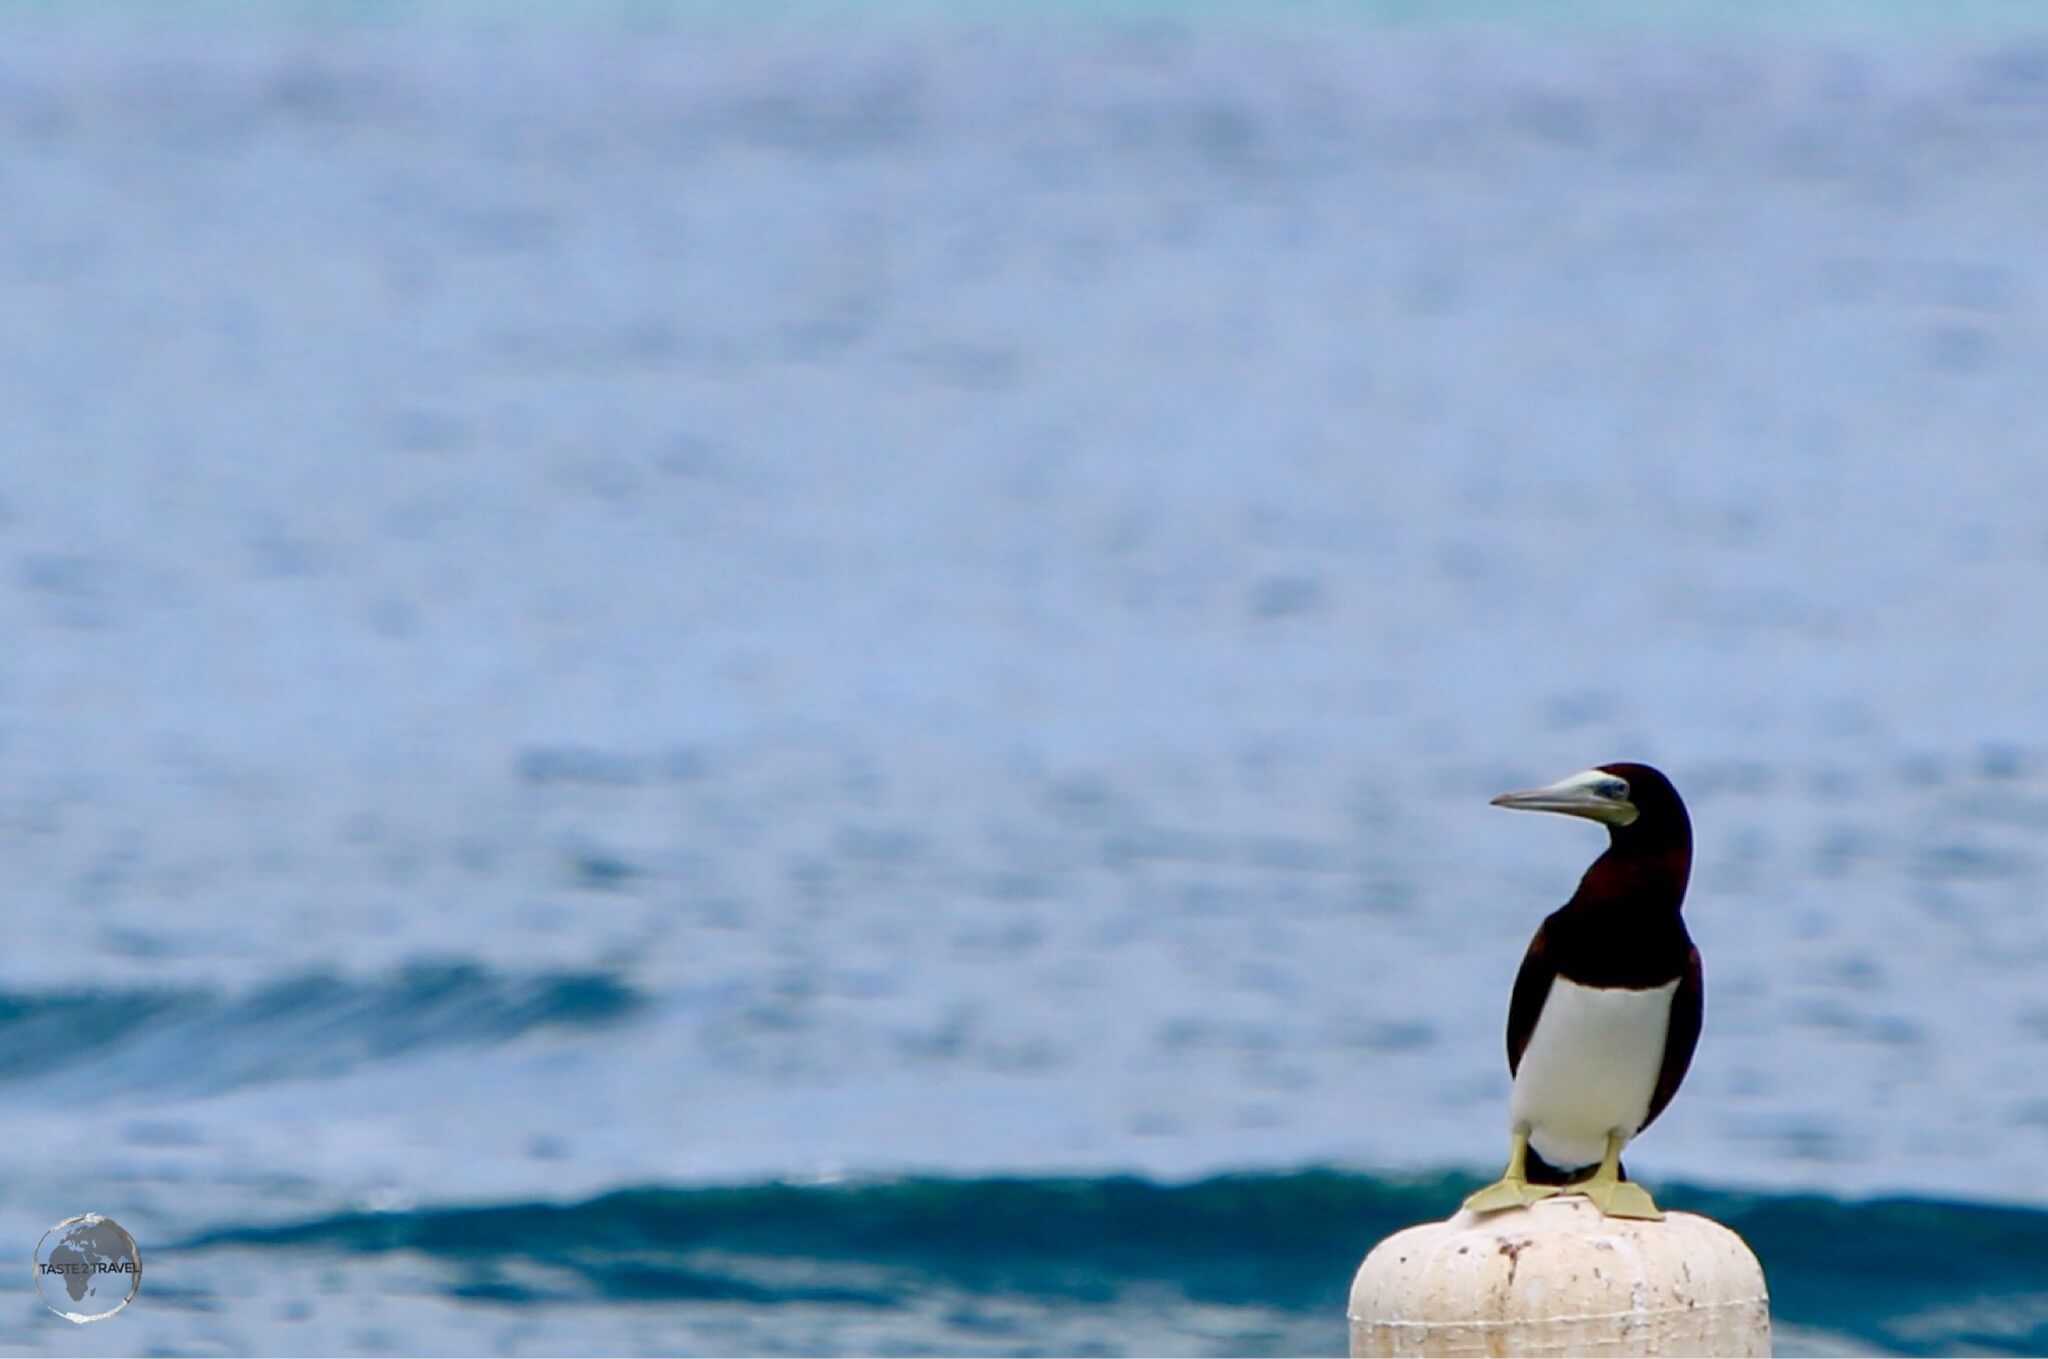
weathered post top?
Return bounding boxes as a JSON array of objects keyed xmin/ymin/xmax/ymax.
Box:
[{"xmin": 1349, "ymin": 1195, "xmax": 1770, "ymax": 1358}]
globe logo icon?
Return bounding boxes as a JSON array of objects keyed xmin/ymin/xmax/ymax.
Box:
[{"xmin": 33, "ymin": 1215, "xmax": 142, "ymax": 1323}]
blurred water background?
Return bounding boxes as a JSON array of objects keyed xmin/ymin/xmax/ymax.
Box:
[{"xmin": 4, "ymin": 1, "xmax": 2048, "ymax": 1353}]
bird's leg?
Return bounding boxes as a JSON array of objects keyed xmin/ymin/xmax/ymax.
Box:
[
  {"xmin": 1573, "ymin": 1132, "xmax": 1663, "ymax": 1220},
  {"xmin": 1462, "ymin": 1129, "xmax": 1561, "ymax": 1214}
]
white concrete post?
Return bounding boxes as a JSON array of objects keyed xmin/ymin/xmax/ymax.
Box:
[{"xmin": 1348, "ymin": 1195, "xmax": 1770, "ymax": 1357}]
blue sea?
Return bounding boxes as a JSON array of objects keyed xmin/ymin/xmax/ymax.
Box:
[{"xmin": 3, "ymin": 1, "xmax": 2048, "ymax": 1353}]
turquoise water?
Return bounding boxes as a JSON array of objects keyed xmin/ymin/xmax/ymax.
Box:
[{"xmin": 173, "ymin": 1173, "xmax": 2048, "ymax": 1356}]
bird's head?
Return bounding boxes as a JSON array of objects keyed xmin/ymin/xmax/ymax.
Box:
[{"xmin": 1490, "ymin": 762, "xmax": 1689, "ymax": 848}]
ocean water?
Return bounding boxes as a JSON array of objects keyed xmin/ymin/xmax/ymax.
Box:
[{"xmin": 3, "ymin": 1, "xmax": 2048, "ymax": 1352}]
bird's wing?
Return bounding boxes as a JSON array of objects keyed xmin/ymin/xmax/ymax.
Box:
[
  {"xmin": 1640, "ymin": 943, "xmax": 1703, "ymax": 1131},
  {"xmin": 1505, "ymin": 921, "xmax": 1558, "ymax": 1075}
]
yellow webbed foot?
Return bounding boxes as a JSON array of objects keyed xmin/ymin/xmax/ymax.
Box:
[
  {"xmin": 1576, "ymin": 1176, "xmax": 1663, "ymax": 1220},
  {"xmin": 1464, "ymin": 1129, "xmax": 1561, "ymax": 1215},
  {"xmin": 1570, "ymin": 1132, "xmax": 1664, "ymax": 1220},
  {"xmin": 1463, "ymin": 1176, "xmax": 1560, "ymax": 1215}
]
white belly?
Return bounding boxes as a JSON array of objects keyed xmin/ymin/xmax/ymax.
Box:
[{"xmin": 1510, "ymin": 976, "xmax": 1678, "ymax": 1172}]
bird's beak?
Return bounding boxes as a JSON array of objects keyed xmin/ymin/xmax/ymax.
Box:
[{"xmin": 1490, "ymin": 770, "xmax": 1640, "ymax": 826}]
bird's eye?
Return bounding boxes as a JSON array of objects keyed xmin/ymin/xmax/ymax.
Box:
[{"xmin": 1599, "ymin": 778, "xmax": 1629, "ymax": 800}]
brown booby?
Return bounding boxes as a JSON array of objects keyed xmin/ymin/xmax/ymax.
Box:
[{"xmin": 1462, "ymin": 762, "xmax": 1701, "ymax": 1221}]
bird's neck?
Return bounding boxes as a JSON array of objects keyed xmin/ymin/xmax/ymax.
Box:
[
  {"xmin": 1549, "ymin": 838, "xmax": 1693, "ymax": 986},
  {"xmin": 1577, "ymin": 836, "xmax": 1692, "ymax": 916}
]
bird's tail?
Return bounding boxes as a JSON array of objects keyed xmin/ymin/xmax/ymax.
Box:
[{"xmin": 1525, "ymin": 1144, "xmax": 1629, "ymax": 1186}]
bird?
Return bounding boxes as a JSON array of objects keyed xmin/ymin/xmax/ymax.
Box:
[{"xmin": 1461, "ymin": 762, "xmax": 1701, "ymax": 1221}]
